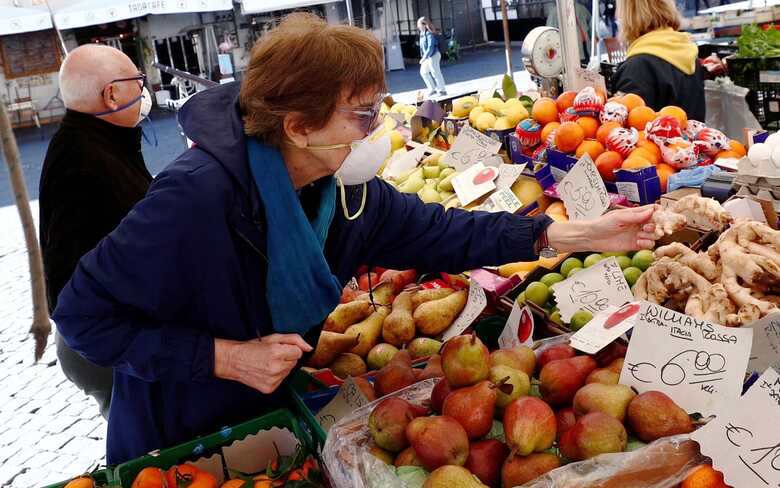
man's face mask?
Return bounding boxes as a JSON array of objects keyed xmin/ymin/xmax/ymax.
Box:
[{"xmin": 92, "ymin": 72, "xmax": 151, "ymax": 126}]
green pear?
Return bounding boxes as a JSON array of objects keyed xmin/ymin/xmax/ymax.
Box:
[
  {"xmin": 399, "ymin": 175, "xmax": 425, "ymax": 194},
  {"xmin": 419, "ymin": 185, "xmax": 443, "ymax": 203},
  {"xmin": 573, "ymin": 383, "xmax": 636, "ymax": 421},
  {"xmin": 440, "ymin": 167, "xmax": 456, "ymax": 178},
  {"xmin": 437, "ymin": 173, "xmax": 457, "ymax": 192},
  {"xmin": 489, "ymin": 365, "xmax": 530, "ymax": 408},
  {"xmin": 423, "ymin": 165, "xmax": 442, "ymax": 179}
]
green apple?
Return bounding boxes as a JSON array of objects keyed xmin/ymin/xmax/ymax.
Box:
[
  {"xmin": 615, "ymin": 256, "xmax": 632, "ymax": 270},
  {"xmin": 570, "ymin": 310, "xmax": 594, "ymax": 331},
  {"xmin": 525, "ymin": 282, "xmax": 550, "ymax": 307},
  {"xmin": 631, "ymin": 250, "xmax": 655, "ymax": 271},
  {"xmin": 560, "ymin": 257, "xmax": 584, "ymax": 277},
  {"xmin": 623, "ymin": 266, "xmax": 643, "ymax": 286},
  {"xmin": 540, "ymin": 272, "xmax": 565, "ymax": 288},
  {"xmin": 602, "ymin": 252, "xmax": 628, "ymax": 257},
  {"xmin": 567, "ymin": 267, "xmax": 583, "ymax": 278},
  {"xmin": 584, "ymin": 253, "xmax": 605, "ymax": 268}
]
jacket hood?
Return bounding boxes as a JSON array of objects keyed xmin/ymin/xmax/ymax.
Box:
[{"xmin": 627, "ymin": 29, "xmax": 698, "ymax": 75}]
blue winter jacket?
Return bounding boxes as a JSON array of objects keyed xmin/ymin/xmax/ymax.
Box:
[
  {"xmin": 420, "ymin": 30, "xmax": 438, "ymax": 59},
  {"xmin": 53, "ymin": 82, "xmax": 552, "ymax": 464}
]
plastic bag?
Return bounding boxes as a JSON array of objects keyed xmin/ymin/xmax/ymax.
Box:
[
  {"xmin": 667, "ymin": 165, "xmax": 722, "ymax": 193},
  {"xmin": 705, "ymin": 78, "xmax": 762, "ymax": 140},
  {"xmin": 322, "ymin": 377, "xmax": 704, "ymax": 488}
]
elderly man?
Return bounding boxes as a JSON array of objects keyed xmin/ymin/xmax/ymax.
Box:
[{"xmin": 39, "ymin": 44, "xmax": 153, "ymax": 419}]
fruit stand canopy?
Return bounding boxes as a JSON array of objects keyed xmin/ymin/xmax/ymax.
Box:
[
  {"xmin": 699, "ymin": 0, "xmax": 780, "ymax": 14},
  {"xmin": 50, "ymin": 0, "xmax": 233, "ymax": 30},
  {"xmin": 240, "ymin": 0, "xmax": 344, "ymax": 15},
  {"xmin": 0, "ymin": 5, "xmax": 52, "ymax": 36}
]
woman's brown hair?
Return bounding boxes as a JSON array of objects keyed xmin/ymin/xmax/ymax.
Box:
[
  {"xmin": 617, "ymin": 0, "xmax": 681, "ymax": 44},
  {"xmin": 239, "ymin": 13, "xmax": 385, "ymax": 147}
]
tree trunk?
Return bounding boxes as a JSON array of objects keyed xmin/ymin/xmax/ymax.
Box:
[{"xmin": 0, "ymin": 101, "xmax": 50, "ymax": 360}]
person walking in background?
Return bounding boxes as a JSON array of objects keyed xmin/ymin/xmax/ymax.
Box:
[
  {"xmin": 417, "ymin": 17, "xmax": 447, "ymax": 97},
  {"xmin": 39, "ymin": 44, "xmax": 153, "ymax": 419}
]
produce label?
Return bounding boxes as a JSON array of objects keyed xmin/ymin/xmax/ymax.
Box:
[
  {"xmin": 498, "ymin": 302, "xmax": 535, "ymax": 349},
  {"xmin": 747, "ymin": 312, "xmax": 780, "ymax": 374},
  {"xmin": 441, "ymin": 280, "xmax": 487, "ymax": 341},
  {"xmin": 619, "ymin": 302, "xmax": 753, "ymax": 416},
  {"xmin": 570, "ymin": 303, "xmax": 639, "ymax": 354},
  {"xmin": 573, "ymin": 67, "xmax": 607, "ymax": 94},
  {"xmin": 452, "ymin": 162, "xmax": 498, "ymax": 206},
  {"xmin": 478, "ymin": 188, "xmax": 523, "ymax": 214},
  {"xmin": 495, "ymin": 163, "xmax": 527, "ymax": 190},
  {"xmin": 693, "ymin": 368, "xmax": 780, "ymax": 488},
  {"xmin": 382, "ymin": 144, "xmax": 426, "ymax": 179},
  {"xmin": 441, "ymin": 125, "xmax": 503, "ymax": 171},
  {"xmin": 315, "ymin": 377, "xmax": 371, "ymax": 432},
  {"xmin": 558, "ymin": 154, "xmax": 610, "ymax": 220},
  {"xmin": 551, "ymin": 257, "xmax": 633, "ymax": 323}
]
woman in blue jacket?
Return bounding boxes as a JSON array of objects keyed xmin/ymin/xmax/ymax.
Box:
[
  {"xmin": 53, "ymin": 13, "xmax": 658, "ymax": 464},
  {"xmin": 417, "ymin": 17, "xmax": 447, "ymax": 97}
]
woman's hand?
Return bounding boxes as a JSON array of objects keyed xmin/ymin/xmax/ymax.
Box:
[
  {"xmin": 548, "ymin": 205, "xmax": 658, "ymax": 253},
  {"xmin": 214, "ymin": 334, "xmax": 313, "ymax": 394}
]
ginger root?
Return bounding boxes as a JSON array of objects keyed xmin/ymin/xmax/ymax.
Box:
[
  {"xmin": 652, "ymin": 209, "xmax": 686, "ymax": 239},
  {"xmin": 652, "ymin": 195, "xmax": 732, "ymax": 239}
]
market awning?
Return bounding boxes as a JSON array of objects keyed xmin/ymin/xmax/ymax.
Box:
[
  {"xmin": 240, "ymin": 0, "xmax": 343, "ymax": 15},
  {"xmin": 699, "ymin": 0, "xmax": 780, "ymax": 14},
  {"xmin": 0, "ymin": 5, "xmax": 52, "ymax": 36},
  {"xmin": 52, "ymin": 0, "xmax": 234, "ymax": 30}
]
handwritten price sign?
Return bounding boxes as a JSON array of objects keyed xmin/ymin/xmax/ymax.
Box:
[
  {"xmin": 693, "ymin": 368, "xmax": 780, "ymax": 488},
  {"xmin": 619, "ymin": 302, "xmax": 753, "ymax": 416},
  {"xmin": 441, "ymin": 281, "xmax": 487, "ymax": 341},
  {"xmin": 315, "ymin": 377, "xmax": 371, "ymax": 432},
  {"xmin": 748, "ymin": 313, "xmax": 780, "ymax": 374},
  {"xmin": 551, "ymin": 257, "xmax": 633, "ymax": 323},
  {"xmin": 558, "ymin": 154, "xmax": 610, "ymax": 221},
  {"xmin": 441, "ymin": 126, "xmax": 503, "ymax": 172}
]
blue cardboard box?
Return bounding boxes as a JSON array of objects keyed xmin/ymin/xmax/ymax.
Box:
[
  {"xmin": 615, "ymin": 165, "xmax": 662, "ymax": 205},
  {"xmin": 485, "ymin": 127, "xmax": 515, "ymax": 148}
]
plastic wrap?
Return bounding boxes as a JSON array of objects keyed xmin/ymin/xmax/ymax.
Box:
[{"xmin": 705, "ymin": 78, "xmax": 762, "ymax": 140}]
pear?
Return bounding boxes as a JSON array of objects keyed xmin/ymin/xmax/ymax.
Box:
[
  {"xmin": 382, "ymin": 291, "xmax": 415, "ymax": 347},
  {"xmin": 441, "ymin": 333, "xmax": 490, "ymax": 387},
  {"xmin": 539, "ymin": 356, "xmax": 597, "ymax": 406},
  {"xmin": 608, "ymin": 357, "xmax": 625, "ymax": 373},
  {"xmin": 501, "ymin": 453, "xmax": 560, "ymax": 488},
  {"xmin": 586, "ymin": 368, "xmax": 620, "ymax": 385},
  {"xmin": 423, "ymin": 465, "xmax": 487, "ymax": 488},
  {"xmin": 440, "ymin": 167, "xmax": 456, "ymax": 178},
  {"xmin": 306, "ymin": 331, "xmax": 359, "ymax": 368},
  {"xmin": 353, "ymin": 376, "xmax": 377, "ymax": 401},
  {"xmin": 443, "ymin": 380, "xmax": 498, "ymax": 439},
  {"xmin": 464, "ymin": 439, "xmax": 508, "ymax": 488},
  {"xmin": 345, "ymin": 307, "xmax": 390, "ymax": 357},
  {"xmin": 367, "ymin": 343, "xmax": 400, "ymax": 370},
  {"xmin": 573, "ymin": 383, "xmax": 636, "ymax": 421},
  {"xmin": 368, "ymin": 444, "xmax": 395, "ymax": 465},
  {"xmin": 418, "ymin": 353, "xmax": 444, "ymax": 380},
  {"xmin": 414, "ymin": 289, "xmax": 468, "ymax": 336},
  {"xmin": 490, "ymin": 347, "xmax": 536, "ymax": 376},
  {"xmin": 503, "ymin": 396, "xmax": 557, "ymax": 456},
  {"xmin": 394, "ymin": 446, "xmax": 424, "ymax": 467},
  {"xmin": 419, "ymin": 185, "xmax": 443, "ymax": 204},
  {"xmin": 537, "ymin": 344, "xmax": 576, "ymax": 371},
  {"xmin": 395, "ymin": 166, "xmax": 419, "ymax": 184},
  {"xmin": 626, "ymin": 391, "xmax": 693, "ymax": 442},
  {"xmin": 408, "ymin": 337, "xmax": 443, "ymax": 358},
  {"xmin": 369, "ymin": 397, "xmax": 427, "ymax": 452},
  {"xmin": 439, "ymin": 191, "xmax": 455, "ymax": 201},
  {"xmin": 374, "ymin": 349, "xmax": 417, "ymax": 397},
  {"xmin": 399, "ymin": 175, "xmax": 425, "ymax": 194},
  {"xmin": 406, "ymin": 415, "xmax": 470, "ymax": 471},
  {"xmin": 559, "ymin": 412, "xmax": 627, "ymax": 460},
  {"xmin": 330, "ymin": 353, "xmax": 367, "ymax": 379},
  {"xmin": 437, "ymin": 173, "xmax": 457, "ymax": 192},
  {"xmin": 423, "ymin": 165, "xmax": 442, "ymax": 179},
  {"xmin": 323, "ymin": 300, "xmax": 373, "ymax": 333},
  {"xmin": 412, "ymin": 288, "xmax": 455, "ymax": 309},
  {"xmin": 489, "ymin": 365, "xmax": 530, "ymax": 409},
  {"xmin": 556, "ymin": 407, "xmax": 577, "ymax": 441},
  {"xmin": 369, "ymin": 281, "xmax": 396, "ymax": 305},
  {"xmin": 431, "ymin": 378, "xmax": 453, "ymax": 413}
]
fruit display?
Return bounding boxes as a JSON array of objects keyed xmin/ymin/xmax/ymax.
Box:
[{"xmin": 446, "ymin": 94, "xmax": 534, "ymax": 133}]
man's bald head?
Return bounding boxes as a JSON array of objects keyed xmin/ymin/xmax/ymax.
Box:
[{"xmin": 59, "ymin": 44, "xmax": 138, "ymax": 113}]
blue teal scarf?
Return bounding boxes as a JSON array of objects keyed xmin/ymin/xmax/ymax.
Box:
[{"xmin": 246, "ymin": 138, "xmax": 342, "ymax": 334}]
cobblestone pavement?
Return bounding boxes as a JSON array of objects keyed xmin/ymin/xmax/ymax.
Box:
[{"xmin": 0, "ymin": 201, "xmax": 106, "ymax": 488}]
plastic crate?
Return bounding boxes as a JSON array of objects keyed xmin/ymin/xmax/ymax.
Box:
[
  {"xmin": 41, "ymin": 469, "xmax": 113, "ymax": 488},
  {"xmin": 728, "ymin": 56, "xmax": 780, "ymax": 128},
  {"xmin": 113, "ymin": 409, "xmax": 309, "ymax": 488}
]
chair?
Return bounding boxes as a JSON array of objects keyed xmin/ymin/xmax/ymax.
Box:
[{"xmin": 604, "ymin": 37, "xmax": 628, "ymax": 65}]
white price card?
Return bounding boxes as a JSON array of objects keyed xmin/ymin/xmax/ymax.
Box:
[
  {"xmin": 693, "ymin": 368, "xmax": 780, "ymax": 488},
  {"xmin": 441, "ymin": 281, "xmax": 487, "ymax": 341},
  {"xmin": 748, "ymin": 312, "xmax": 780, "ymax": 374},
  {"xmin": 558, "ymin": 154, "xmax": 610, "ymax": 221},
  {"xmin": 382, "ymin": 144, "xmax": 426, "ymax": 179},
  {"xmin": 315, "ymin": 377, "xmax": 371, "ymax": 432},
  {"xmin": 441, "ymin": 126, "xmax": 503, "ymax": 171},
  {"xmin": 498, "ymin": 302, "xmax": 535, "ymax": 349},
  {"xmin": 619, "ymin": 301, "xmax": 753, "ymax": 416},
  {"xmin": 478, "ymin": 188, "xmax": 523, "ymax": 214},
  {"xmin": 452, "ymin": 162, "xmax": 498, "ymax": 206},
  {"xmin": 496, "ymin": 163, "xmax": 527, "ymax": 190},
  {"xmin": 574, "ymin": 67, "xmax": 607, "ymax": 94},
  {"xmin": 551, "ymin": 257, "xmax": 633, "ymax": 323},
  {"xmin": 570, "ymin": 302, "xmax": 640, "ymax": 355}
]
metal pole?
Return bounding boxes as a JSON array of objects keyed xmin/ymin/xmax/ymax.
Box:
[
  {"xmin": 557, "ymin": 0, "xmax": 580, "ymax": 90},
  {"xmin": 345, "ymin": 0, "xmax": 354, "ymax": 25},
  {"xmin": 43, "ymin": 0, "xmax": 68, "ymax": 57},
  {"xmin": 465, "ymin": 0, "xmax": 475, "ymax": 47},
  {"xmin": 589, "ymin": 0, "xmax": 599, "ymax": 68},
  {"xmin": 500, "ymin": 0, "xmax": 513, "ymax": 78}
]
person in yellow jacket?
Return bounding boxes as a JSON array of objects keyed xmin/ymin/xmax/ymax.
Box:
[{"xmin": 613, "ymin": 0, "xmax": 705, "ymax": 120}]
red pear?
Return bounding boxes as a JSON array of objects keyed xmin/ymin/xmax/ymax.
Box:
[
  {"xmin": 503, "ymin": 396, "xmax": 557, "ymax": 456},
  {"xmin": 431, "ymin": 378, "xmax": 453, "ymax": 413},
  {"xmin": 537, "ymin": 344, "xmax": 576, "ymax": 371},
  {"xmin": 501, "ymin": 453, "xmax": 560, "ymax": 488},
  {"xmin": 586, "ymin": 368, "xmax": 620, "ymax": 385},
  {"xmin": 394, "ymin": 446, "xmax": 424, "ymax": 467},
  {"xmin": 594, "ymin": 340, "xmax": 628, "ymax": 367},
  {"xmin": 418, "ymin": 353, "xmax": 444, "ymax": 380},
  {"xmin": 539, "ymin": 356, "xmax": 597, "ymax": 406},
  {"xmin": 490, "ymin": 346, "xmax": 535, "ymax": 376},
  {"xmin": 406, "ymin": 415, "xmax": 470, "ymax": 471},
  {"xmin": 374, "ymin": 350, "xmax": 416, "ymax": 397},
  {"xmin": 441, "ymin": 333, "xmax": 490, "ymax": 388},
  {"xmin": 443, "ymin": 380, "xmax": 498, "ymax": 439},
  {"xmin": 368, "ymin": 397, "xmax": 427, "ymax": 452},
  {"xmin": 627, "ymin": 391, "xmax": 693, "ymax": 442},
  {"xmin": 464, "ymin": 439, "xmax": 509, "ymax": 488},
  {"xmin": 559, "ymin": 412, "xmax": 627, "ymax": 460},
  {"xmin": 556, "ymin": 407, "xmax": 577, "ymax": 442}
]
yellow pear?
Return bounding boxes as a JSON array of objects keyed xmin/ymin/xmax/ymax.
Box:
[
  {"xmin": 324, "ymin": 300, "xmax": 374, "ymax": 333},
  {"xmin": 382, "ymin": 291, "xmax": 416, "ymax": 347},
  {"xmin": 346, "ymin": 307, "xmax": 390, "ymax": 357},
  {"xmin": 412, "ymin": 288, "xmax": 456, "ymax": 309},
  {"xmin": 414, "ymin": 290, "xmax": 468, "ymax": 336},
  {"xmin": 307, "ymin": 331, "xmax": 359, "ymax": 368}
]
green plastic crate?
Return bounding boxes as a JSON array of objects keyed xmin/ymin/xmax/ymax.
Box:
[
  {"xmin": 41, "ymin": 469, "xmax": 113, "ymax": 488},
  {"xmin": 113, "ymin": 408, "xmax": 308, "ymax": 488}
]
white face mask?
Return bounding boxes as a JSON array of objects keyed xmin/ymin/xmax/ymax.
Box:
[
  {"xmin": 334, "ymin": 131, "xmax": 391, "ymax": 185},
  {"xmin": 136, "ymin": 87, "xmax": 152, "ymax": 126}
]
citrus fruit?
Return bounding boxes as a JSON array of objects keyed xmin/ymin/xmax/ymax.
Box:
[
  {"xmin": 482, "ymin": 97, "xmax": 506, "ymax": 114},
  {"xmin": 631, "ymin": 250, "xmax": 654, "ymax": 271},
  {"xmin": 715, "ymin": 150, "xmax": 741, "ymax": 160},
  {"xmin": 525, "ymin": 282, "xmax": 551, "ymax": 306},
  {"xmin": 622, "ymin": 156, "xmax": 653, "ymax": 170},
  {"xmin": 576, "ymin": 139, "xmax": 606, "ymax": 160},
  {"xmin": 546, "ymin": 201, "xmax": 567, "ymax": 216},
  {"xmin": 603, "ymin": 252, "xmax": 627, "ymax": 257},
  {"xmin": 452, "ymin": 96, "xmax": 478, "ymax": 117},
  {"xmin": 570, "ymin": 310, "xmax": 594, "ymax": 331},
  {"xmin": 656, "ymin": 163, "xmax": 675, "ymax": 192},
  {"xmin": 628, "ymin": 106, "xmax": 657, "ymax": 131},
  {"xmin": 637, "ymin": 140, "xmax": 662, "ymax": 162},
  {"xmin": 555, "ymin": 121, "xmax": 586, "ymax": 153},
  {"xmin": 65, "ymin": 476, "xmax": 94, "ymax": 488},
  {"xmin": 576, "ymin": 116, "xmax": 600, "ymax": 139},
  {"xmin": 637, "ymin": 130, "xmax": 647, "ymax": 143},
  {"xmin": 623, "ymin": 266, "xmax": 643, "ymax": 286},
  {"xmin": 616, "ymin": 255, "xmax": 632, "ymax": 270},
  {"xmin": 595, "ymin": 151, "xmax": 624, "ymax": 181},
  {"xmin": 659, "ymin": 105, "xmax": 688, "ymax": 127},
  {"xmin": 541, "ymin": 122, "xmax": 561, "ymax": 142},
  {"xmin": 533, "ymin": 97, "xmax": 560, "ymax": 125},
  {"xmin": 729, "ymin": 139, "xmax": 747, "ymax": 157},
  {"xmin": 494, "ymin": 116, "xmax": 515, "ymax": 130},
  {"xmin": 630, "ymin": 147, "xmax": 660, "ymax": 165},
  {"xmin": 681, "ymin": 465, "xmax": 729, "ymax": 488},
  {"xmin": 541, "ymin": 272, "xmax": 566, "ymax": 287},
  {"xmin": 389, "ymin": 130, "xmax": 406, "ymax": 151},
  {"xmin": 560, "ymin": 257, "xmax": 584, "ymax": 276},
  {"xmin": 476, "ymin": 112, "xmax": 497, "ymax": 131},
  {"xmin": 469, "ymin": 105, "xmax": 486, "ymax": 126},
  {"xmin": 619, "ymin": 93, "xmax": 646, "ymax": 112},
  {"xmin": 557, "ymin": 91, "xmax": 577, "ymax": 113},
  {"xmin": 597, "ymin": 121, "xmax": 622, "ymax": 145},
  {"xmin": 584, "ymin": 253, "xmax": 604, "ymax": 267}
]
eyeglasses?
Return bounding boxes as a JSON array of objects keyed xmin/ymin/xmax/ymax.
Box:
[
  {"xmin": 101, "ymin": 72, "xmax": 146, "ymax": 96},
  {"xmin": 337, "ymin": 93, "xmax": 387, "ymax": 135}
]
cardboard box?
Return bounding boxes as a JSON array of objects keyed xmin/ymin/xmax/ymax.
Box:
[
  {"xmin": 614, "ymin": 165, "xmax": 662, "ymax": 205},
  {"xmin": 442, "ymin": 115, "xmax": 469, "ymax": 137},
  {"xmin": 485, "ymin": 127, "xmax": 515, "ymax": 149}
]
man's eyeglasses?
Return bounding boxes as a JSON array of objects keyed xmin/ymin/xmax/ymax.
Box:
[
  {"xmin": 102, "ymin": 73, "xmax": 146, "ymax": 96},
  {"xmin": 337, "ymin": 93, "xmax": 388, "ymax": 135}
]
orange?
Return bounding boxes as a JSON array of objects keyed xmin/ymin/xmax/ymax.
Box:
[
  {"xmin": 541, "ymin": 122, "xmax": 561, "ymax": 143},
  {"xmin": 659, "ymin": 105, "xmax": 688, "ymax": 127},
  {"xmin": 556, "ymin": 91, "xmax": 577, "ymax": 113},
  {"xmin": 65, "ymin": 476, "xmax": 94, "ymax": 488},
  {"xmin": 576, "ymin": 139, "xmax": 606, "ymax": 160},
  {"xmin": 715, "ymin": 150, "xmax": 741, "ymax": 160},
  {"xmin": 554, "ymin": 122, "xmax": 586, "ymax": 153},
  {"xmin": 637, "ymin": 130, "xmax": 647, "ymax": 143},
  {"xmin": 655, "ymin": 163, "xmax": 675, "ymax": 192},
  {"xmin": 729, "ymin": 139, "xmax": 747, "ymax": 157},
  {"xmin": 597, "ymin": 121, "xmax": 622, "ymax": 145},
  {"xmin": 622, "ymin": 156, "xmax": 653, "ymax": 169},
  {"xmin": 576, "ymin": 117, "xmax": 600, "ymax": 139},
  {"xmin": 681, "ymin": 465, "xmax": 730, "ymax": 488},
  {"xmin": 595, "ymin": 151, "xmax": 624, "ymax": 181},
  {"xmin": 637, "ymin": 140, "xmax": 662, "ymax": 163},
  {"xmin": 219, "ymin": 481, "xmax": 246, "ymax": 488},
  {"xmin": 132, "ymin": 468, "xmax": 165, "ymax": 488},
  {"xmin": 620, "ymin": 93, "xmax": 646, "ymax": 112},
  {"xmin": 532, "ymin": 97, "xmax": 560, "ymax": 125},
  {"xmin": 628, "ymin": 106, "xmax": 657, "ymax": 131},
  {"xmin": 546, "ymin": 201, "xmax": 567, "ymax": 215},
  {"xmin": 630, "ymin": 147, "xmax": 661, "ymax": 166}
]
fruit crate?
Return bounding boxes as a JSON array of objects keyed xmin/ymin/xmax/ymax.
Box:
[
  {"xmin": 113, "ymin": 409, "xmax": 311, "ymax": 488},
  {"xmin": 41, "ymin": 469, "xmax": 114, "ymax": 488},
  {"xmin": 727, "ymin": 56, "xmax": 780, "ymax": 129}
]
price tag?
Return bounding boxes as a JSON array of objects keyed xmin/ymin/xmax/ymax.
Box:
[
  {"xmin": 692, "ymin": 368, "xmax": 780, "ymax": 488},
  {"xmin": 573, "ymin": 67, "xmax": 607, "ymax": 94},
  {"xmin": 382, "ymin": 144, "xmax": 426, "ymax": 179},
  {"xmin": 558, "ymin": 154, "xmax": 610, "ymax": 220},
  {"xmin": 441, "ymin": 126, "xmax": 503, "ymax": 171},
  {"xmin": 478, "ymin": 188, "xmax": 523, "ymax": 214},
  {"xmin": 498, "ymin": 302, "xmax": 535, "ymax": 349},
  {"xmin": 551, "ymin": 257, "xmax": 633, "ymax": 323},
  {"xmin": 619, "ymin": 301, "xmax": 753, "ymax": 416},
  {"xmin": 570, "ymin": 303, "xmax": 640, "ymax": 355},
  {"xmin": 315, "ymin": 377, "xmax": 371, "ymax": 432},
  {"xmin": 441, "ymin": 281, "xmax": 487, "ymax": 341},
  {"xmin": 496, "ymin": 163, "xmax": 527, "ymax": 190},
  {"xmin": 748, "ymin": 312, "xmax": 780, "ymax": 374},
  {"xmin": 452, "ymin": 162, "xmax": 498, "ymax": 206}
]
